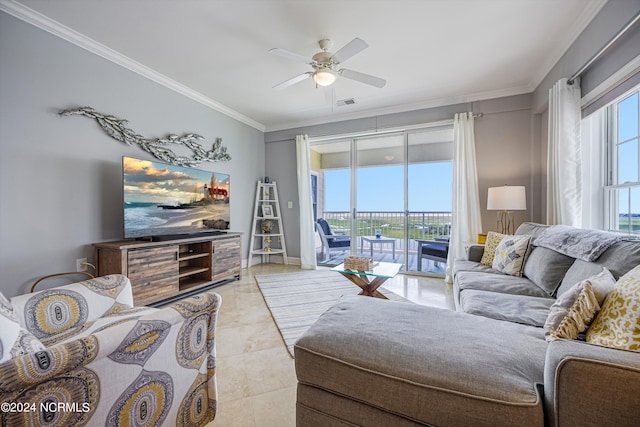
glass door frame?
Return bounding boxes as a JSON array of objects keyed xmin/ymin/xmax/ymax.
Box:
[
  {"xmin": 349, "ymin": 133, "xmax": 408, "ymax": 263},
  {"xmin": 310, "ymin": 120, "xmax": 454, "ymax": 276}
]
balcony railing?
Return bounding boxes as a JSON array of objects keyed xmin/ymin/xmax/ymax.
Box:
[{"xmin": 320, "ymin": 211, "xmax": 451, "ymax": 249}]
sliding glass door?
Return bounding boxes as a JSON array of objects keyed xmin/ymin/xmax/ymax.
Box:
[
  {"xmin": 311, "ymin": 124, "xmax": 453, "ymax": 275},
  {"xmin": 355, "ymin": 135, "xmax": 406, "ymax": 262},
  {"xmin": 407, "ymin": 128, "xmax": 453, "ymax": 273}
]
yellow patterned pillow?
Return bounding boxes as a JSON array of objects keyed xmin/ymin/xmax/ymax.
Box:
[
  {"xmin": 587, "ymin": 264, "xmax": 640, "ymax": 352},
  {"xmin": 480, "ymin": 231, "xmax": 506, "ymax": 266}
]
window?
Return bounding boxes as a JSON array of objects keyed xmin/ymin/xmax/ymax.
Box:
[{"xmin": 606, "ymin": 87, "xmax": 640, "ymax": 233}]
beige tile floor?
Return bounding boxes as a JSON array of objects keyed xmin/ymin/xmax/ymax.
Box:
[{"xmin": 209, "ymin": 263, "xmax": 454, "ymax": 426}]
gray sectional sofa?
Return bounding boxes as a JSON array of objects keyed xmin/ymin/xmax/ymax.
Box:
[{"xmin": 294, "ymin": 222, "xmax": 640, "ymax": 426}]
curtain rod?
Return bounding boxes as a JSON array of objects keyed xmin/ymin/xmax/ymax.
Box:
[
  {"xmin": 308, "ymin": 113, "xmax": 482, "ymax": 144},
  {"xmin": 308, "ymin": 119, "xmax": 453, "ymax": 144},
  {"xmin": 568, "ymin": 10, "xmax": 640, "ymax": 85}
]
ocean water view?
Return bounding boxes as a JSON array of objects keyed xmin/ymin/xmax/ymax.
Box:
[{"xmin": 124, "ymin": 202, "xmax": 229, "ymax": 237}]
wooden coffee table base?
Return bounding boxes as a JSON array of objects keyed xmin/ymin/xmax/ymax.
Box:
[{"xmin": 337, "ymin": 271, "xmax": 388, "ymax": 299}]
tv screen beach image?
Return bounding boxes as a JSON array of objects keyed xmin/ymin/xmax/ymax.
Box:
[{"xmin": 123, "ymin": 157, "xmax": 230, "ymax": 238}]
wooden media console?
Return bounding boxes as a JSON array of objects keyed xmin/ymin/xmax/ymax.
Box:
[{"xmin": 94, "ymin": 233, "xmax": 241, "ymax": 306}]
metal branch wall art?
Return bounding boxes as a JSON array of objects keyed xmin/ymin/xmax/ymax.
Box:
[{"xmin": 60, "ymin": 106, "xmax": 231, "ymax": 167}]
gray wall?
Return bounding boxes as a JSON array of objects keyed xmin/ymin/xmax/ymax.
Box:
[
  {"xmin": 264, "ymin": 141, "xmax": 300, "ymax": 261},
  {"xmin": 0, "ymin": 12, "xmax": 265, "ymax": 297},
  {"xmin": 265, "ymin": 93, "xmax": 537, "ymax": 256},
  {"xmin": 474, "ymin": 95, "xmax": 536, "ymax": 231}
]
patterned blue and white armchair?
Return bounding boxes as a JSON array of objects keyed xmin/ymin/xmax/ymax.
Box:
[{"xmin": 0, "ymin": 274, "xmax": 221, "ymax": 426}]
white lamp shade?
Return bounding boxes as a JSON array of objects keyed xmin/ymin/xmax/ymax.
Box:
[
  {"xmin": 312, "ymin": 69, "xmax": 337, "ymax": 86},
  {"xmin": 487, "ymin": 186, "xmax": 526, "ymax": 210}
]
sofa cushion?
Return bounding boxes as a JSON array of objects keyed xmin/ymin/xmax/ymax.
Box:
[
  {"xmin": 460, "ymin": 289, "xmax": 554, "ymax": 327},
  {"xmin": 524, "ymin": 246, "xmax": 576, "ymax": 296},
  {"xmin": 0, "ymin": 291, "xmax": 45, "ymax": 363},
  {"xmin": 480, "ymin": 231, "xmax": 506, "ymax": 266},
  {"xmin": 295, "ymin": 296, "xmax": 547, "ymax": 427},
  {"xmin": 544, "ymin": 269, "xmax": 616, "ymax": 342},
  {"xmin": 558, "ymin": 239, "xmax": 640, "ymax": 296},
  {"xmin": 453, "ymin": 259, "xmax": 502, "ymax": 277},
  {"xmin": 456, "ymin": 271, "xmax": 550, "ymax": 298},
  {"xmin": 492, "ymin": 234, "xmax": 532, "ymax": 277},
  {"xmin": 587, "ymin": 264, "xmax": 640, "ymax": 351}
]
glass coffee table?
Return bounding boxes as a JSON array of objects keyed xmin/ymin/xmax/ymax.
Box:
[{"xmin": 331, "ymin": 262, "xmax": 403, "ymax": 299}]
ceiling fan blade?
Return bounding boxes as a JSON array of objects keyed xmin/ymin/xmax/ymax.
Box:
[
  {"xmin": 331, "ymin": 38, "xmax": 368, "ymax": 64},
  {"xmin": 268, "ymin": 47, "xmax": 314, "ymax": 65},
  {"xmin": 340, "ymin": 69, "xmax": 386, "ymax": 88},
  {"xmin": 272, "ymin": 72, "xmax": 311, "ymax": 90}
]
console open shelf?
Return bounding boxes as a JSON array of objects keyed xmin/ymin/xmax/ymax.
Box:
[{"xmin": 94, "ymin": 233, "xmax": 241, "ymax": 306}]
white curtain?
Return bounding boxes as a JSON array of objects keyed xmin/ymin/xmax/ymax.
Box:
[
  {"xmin": 581, "ymin": 109, "xmax": 605, "ymax": 229},
  {"xmin": 446, "ymin": 112, "xmax": 483, "ymax": 284},
  {"xmin": 547, "ymin": 77, "xmax": 582, "ymax": 226},
  {"xmin": 296, "ymin": 134, "xmax": 317, "ymax": 269}
]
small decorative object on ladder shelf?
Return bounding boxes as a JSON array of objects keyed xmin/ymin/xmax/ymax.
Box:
[{"xmin": 344, "ymin": 256, "xmax": 373, "ymax": 271}]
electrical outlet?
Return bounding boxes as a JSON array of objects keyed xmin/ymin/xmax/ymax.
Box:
[
  {"xmin": 288, "ymin": 201, "xmax": 293, "ymax": 209},
  {"xmin": 76, "ymin": 258, "xmax": 88, "ymax": 272}
]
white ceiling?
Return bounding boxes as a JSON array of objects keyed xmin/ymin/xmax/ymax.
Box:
[{"xmin": 6, "ymin": 0, "xmax": 606, "ymax": 132}]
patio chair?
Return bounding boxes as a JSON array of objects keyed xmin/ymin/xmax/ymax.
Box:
[
  {"xmin": 316, "ymin": 218, "xmax": 351, "ymax": 262},
  {"xmin": 417, "ymin": 236, "xmax": 450, "ymax": 271}
]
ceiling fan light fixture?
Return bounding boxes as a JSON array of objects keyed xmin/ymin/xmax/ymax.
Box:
[{"xmin": 313, "ymin": 69, "xmax": 337, "ymax": 86}]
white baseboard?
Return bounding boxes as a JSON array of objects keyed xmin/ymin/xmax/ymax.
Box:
[{"xmin": 243, "ymin": 257, "xmax": 300, "ymax": 267}]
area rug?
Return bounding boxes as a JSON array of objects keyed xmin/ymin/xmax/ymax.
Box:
[
  {"xmin": 317, "ymin": 253, "xmax": 348, "ymax": 267},
  {"xmin": 255, "ymin": 269, "xmax": 410, "ymax": 357}
]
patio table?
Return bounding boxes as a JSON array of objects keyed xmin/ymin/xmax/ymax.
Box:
[{"xmin": 360, "ymin": 235, "xmax": 396, "ymax": 260}]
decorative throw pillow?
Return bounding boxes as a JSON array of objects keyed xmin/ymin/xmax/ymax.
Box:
[
  {"xmin": 587, "ymin": 264, "xmax": 640, "ymax": 352},
  {"xmin": 492, "ymin": 234, "xmax": 532, "ymax": 277},
  {"xmin": 0, "ymin": 291, "xmax": 45, "ymax": 363},
  {"xmin": 480, "ymin": 231, "xmax": 506, "ymax": 266},
  {"xmin": 524, "ymin": 247, "xmax": 576, "ymax": 296},
  {"xmin": 544, "ymin": 268, "xmax": 616, "ymax": 342}
]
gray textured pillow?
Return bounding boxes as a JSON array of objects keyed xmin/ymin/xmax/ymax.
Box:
[{"xmin": 524, "ymin": 246, "xmax": 575, "ymax": 296}]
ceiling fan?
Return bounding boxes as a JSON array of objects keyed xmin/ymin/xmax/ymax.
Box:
[{"xmin": 269, "ymin": 38, "xmax": 386, "ymax": 90}]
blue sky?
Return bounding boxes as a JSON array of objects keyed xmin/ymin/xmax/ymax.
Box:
[
  {"xmin": 324, "ymin": 162, "xmax": 453, "ymax": 212},
  {"xmin": 123, "ymin": 157, "xmax": 229, "ymax": 204},
  {"xmin": 618, "ymin": 92, "xmax": 639, "ymax": 215}
]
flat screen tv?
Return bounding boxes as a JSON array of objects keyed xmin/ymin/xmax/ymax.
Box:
[{"xmin": 123, "ymin": 156, "xmax": 230, "ymax": 239}]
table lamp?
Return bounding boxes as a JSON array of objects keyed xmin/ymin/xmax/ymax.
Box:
[{"xmin": 487, "ymin": 185, "xmax": 526, "ymax": 234}]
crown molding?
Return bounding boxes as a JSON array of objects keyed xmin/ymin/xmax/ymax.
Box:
[
  {"xmin": 529, "ymin": 0, "xmax": 608, "ymax": 93},
  {"xmin": 0, "ymin": 0, "xmax": 266, "ymax": 132}
]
